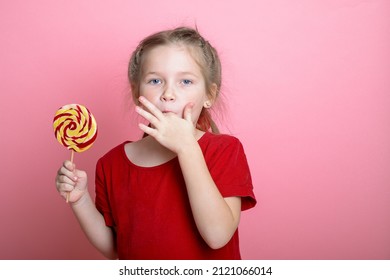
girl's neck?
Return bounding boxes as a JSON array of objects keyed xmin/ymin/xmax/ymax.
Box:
[{"xmin": 125, "ymin": 129, "xmax": 206, "ymax": 167}]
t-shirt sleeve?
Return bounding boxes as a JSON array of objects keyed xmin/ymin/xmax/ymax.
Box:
[
  {"xmin": 207, "ymin": 136, "xmax": 257, "ymax": 211},
  {"xmin": 95, "ymin": 158, "xmax": 115, "ymax": 227}
]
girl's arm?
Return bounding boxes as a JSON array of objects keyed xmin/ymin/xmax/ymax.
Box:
[
  {"xmin": 70, "ymin": 193, "xmax": 117, "ymax": 259},
  {"xmin": 177, "ymin": 142, "xmax": 241, "ymax": 249},
  {"xmin": 56, "ymin": 161, "xmax": 117, "ymax": 259}
]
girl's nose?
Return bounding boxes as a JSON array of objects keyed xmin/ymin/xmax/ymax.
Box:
[{"xmin": 160, "ymin": 86, "xmax": 175, "ymax": 102}]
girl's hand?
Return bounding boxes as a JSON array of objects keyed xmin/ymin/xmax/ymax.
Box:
[
  {"xmin": 136, "ymin": 96, "xmax": 197, "ymax": 154},
  {"xmin": 55, "ymin": 160, "xmax": 88, "ymax": 203}
]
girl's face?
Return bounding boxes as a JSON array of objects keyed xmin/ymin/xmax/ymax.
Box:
[{"xmin": 139, "ymin": 44, "xmax": 210, "ymax": 125}]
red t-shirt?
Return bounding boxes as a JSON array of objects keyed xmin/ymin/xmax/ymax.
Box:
[{"xmin": 95, "ymin": 132, "xmax": 256, "ymax": 259}]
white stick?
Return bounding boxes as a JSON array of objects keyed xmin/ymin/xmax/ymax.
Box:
[{"xmin": 66, "ymin": 150, "xmax": 75, "ymax": 203}]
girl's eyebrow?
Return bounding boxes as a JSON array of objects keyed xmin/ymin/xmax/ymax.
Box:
[
  {"xmin": 144, "ymin": 71, "xmax": 199, "ymax": 77},
  {"xmin": 178, "ymin": 71, "xmax": 199, "ymax": 77},
  {"xmin": 143, "ymin": 71, "xmax": 161, "ymax": 76}
]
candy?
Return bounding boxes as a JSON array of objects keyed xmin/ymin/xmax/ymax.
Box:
[{"xmin": 53, "ymin": 104, "xmax": 98, "ymax": 153}]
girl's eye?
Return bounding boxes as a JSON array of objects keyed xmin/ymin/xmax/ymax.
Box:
[
  {"xmin": 148, "ymin": 79, "xmax": 161, "ymax": 85},
  {"xmin": 182, "ymin": 79, "xmax": 193, "ymax": 85}
]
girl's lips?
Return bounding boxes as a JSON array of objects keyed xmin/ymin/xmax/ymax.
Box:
[
  {"xmin": 162, "ymin": 111, "xmax": 173, "ymax": 114},
  {"xmin": 161, "ymin": 107, "xmax": 183, "ymax": 115},
  {"xmin": 162, "ymin": 110, "xmax": 178, "ymax": 114}
]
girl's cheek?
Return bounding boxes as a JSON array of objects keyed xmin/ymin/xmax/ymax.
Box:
[{"xmin": 191, "ymin": 105, "xmax": 204, "ymax": 120}]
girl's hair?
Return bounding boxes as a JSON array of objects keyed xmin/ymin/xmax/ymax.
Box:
[{"xmin": 128, "ymin": 26, "xmax": 222, "ymax": 133}]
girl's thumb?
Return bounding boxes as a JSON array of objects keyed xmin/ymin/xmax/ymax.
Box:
[{"xmin": 184, "ymin": 102, "xmax": 194, "ymax": 122}]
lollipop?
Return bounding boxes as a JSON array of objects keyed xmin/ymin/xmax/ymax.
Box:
[{"xmin": 53, "ymin": 104, "xmax": 98, "ymax": 202}]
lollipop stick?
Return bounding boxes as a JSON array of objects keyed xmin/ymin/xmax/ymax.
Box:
[{"xmin": 66, "ymin": 150, "xmax": 75, "ymax": 203}]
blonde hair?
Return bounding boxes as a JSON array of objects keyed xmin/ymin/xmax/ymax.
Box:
[{"xmin": 128, "ymin": 27, "xmax": 222, "ymax": 133}]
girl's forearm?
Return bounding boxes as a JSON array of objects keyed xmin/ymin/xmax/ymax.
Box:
[
  {"xmin": 70, "ymin": 193, "xmax": 117, "ymax": 259},
  {"xmin": 177, "ymin": 141, "xmax": 241, "ymax": 249}
]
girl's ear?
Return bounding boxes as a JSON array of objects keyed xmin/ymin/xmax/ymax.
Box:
[{"xmin": 204, "ymin": 83, "xmax": 218, "ymax": 108}]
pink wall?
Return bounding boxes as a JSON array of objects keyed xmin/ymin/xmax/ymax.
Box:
[{"xmin": 1, "ymin": 0, "xmax": 389, "ymax": 259}]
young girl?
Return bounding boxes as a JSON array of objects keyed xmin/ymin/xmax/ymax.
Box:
[{"xmin": 55, "ymin": 27, "xmax": 256, "ymax": 260}]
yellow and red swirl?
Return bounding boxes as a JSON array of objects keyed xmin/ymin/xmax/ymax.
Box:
[{"xmin": 53, "ymin": 104, "xmax": 97, "ymax": 152}]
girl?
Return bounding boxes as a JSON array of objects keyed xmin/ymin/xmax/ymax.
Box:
[{"xmin": 55, "ymin": 27, "xmax": 256, "ymax": 260}]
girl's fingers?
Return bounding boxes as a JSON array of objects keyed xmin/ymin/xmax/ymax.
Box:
[
  {"xmin": 55, "ymin": 175, "xmax": 75, "ymax": 192},
  {"xmin": 138, "ymin": 123, "xmax": 157, "ymax": 138},
  {"xmin": 59, "ymin": 183, "xmax": 74, "ymax": 193},
  {"xmin": 138, "ymin": 96, "xmax": 164, "ymax": 119},
  {"xmin": 135, "ymin": 106, "xmax": 159, "ymax": 126},
  {"xmin": 63, "ymin": 160, "xmax": 75, "ymax": 171},
  {"xmin": 58, "ymin": 165, "xmax": 78, "ymax": 182},
  {"xmin": 58, "ymin": 174, "xmax": 76, "ymax": 186},
  {"xmin": 183, "ymin": 102, "xmax": 194, "ymax": 123}
]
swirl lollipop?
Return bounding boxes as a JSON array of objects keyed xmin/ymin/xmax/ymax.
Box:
[{"xmin": 53, "ymin": 104, "xmax": 98, "ymax": 202}]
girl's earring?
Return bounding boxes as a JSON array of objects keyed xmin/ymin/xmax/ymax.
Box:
[{"xmin": 204, "ymin": 101, "xmax": 211, "ymax": 109}]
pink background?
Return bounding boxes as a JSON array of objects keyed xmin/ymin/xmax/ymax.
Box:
[{"xmin": 1, "ymin": 0, "xmax": 389, "ymax": 259}]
